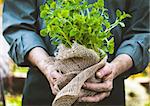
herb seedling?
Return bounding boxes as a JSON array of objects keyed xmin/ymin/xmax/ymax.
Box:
[{"xmin": 40, "ymin": 0, "xmax": 131, "ymax": 57}]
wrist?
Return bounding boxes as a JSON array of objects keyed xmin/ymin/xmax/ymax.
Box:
[
  {"xmin": 110, "ymin": 54, "xmax": 133, "ymax": 78},
  {"xmin": 110, "ymin": 61, "xmax": 121, "ymax": 79},
  {"xmin": 37, "ymin": 56, "xmax": 55, "ymax": 76},
  {"xmin": 109, "ymin": 62, "xmax": 119, "ymax": 79}
]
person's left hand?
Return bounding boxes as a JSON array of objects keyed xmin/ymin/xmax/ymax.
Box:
[{"xmin": 78, "ymin": 62, "xmax": 117, "ymax": 102}]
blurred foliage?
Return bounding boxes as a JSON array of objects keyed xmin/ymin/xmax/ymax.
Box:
[
  {"xmin": 127, "ymin": 63, "xmax": 150, "ymax": 106},
  {"xmin": 130, "ymin": 63, "xmax": 150, "ymax": 79},
  {"xmin": 0, "ymin": 0, "xmax": 2, "ymax": 16},
  {"xmin": 14, "ymin": 65, "xmax": 28, "ymax": 73},
  {"xmin": 145, "ymin": 100, "xmax": 150, "ymax": 106},
  {"xmin": 10, "ymin": 64, "xmax": 29, "ymax": 78},
  {"xmin": 5, "ymin": 93, "xmax": 22, "ymax": 106},
  {"xmin": 10, "ymin": 63, "xmax": 28, "ymax": 74},
  {"xmin": 125, "ymin": 79, "xmax": 149, "ymax": 106},
  {"xmin": 0, "ymin": 0, "xmax": 3, "ymax": 4},
  {"xmin": 0, "ymin": 102, "xmax": 3, "ymax": 106}
]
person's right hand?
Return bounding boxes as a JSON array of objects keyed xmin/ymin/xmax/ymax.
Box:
[
  {"xmin": 45, "ymin": 64, "xmax": 63, "ymax": 95},
  {"xmin": 37, "ymin": 57, "xmax": 63, "ymax": 95},
  {"xmin": 27, "ymin": 47, "xmax": 63, "ymax": 95}
]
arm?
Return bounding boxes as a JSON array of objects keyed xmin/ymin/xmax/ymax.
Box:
[
  {"xmin": 116, "ymin": 0, "xmax": 149, "ymax": 78},
  {"xmin": 97, "ymin": 54, "xmax": 133, "ymax": 79},
  {"xmin": 26, "ymin": 47, "xmax": 51, "ymax": 76},
  {"xmin": 3, "ymin": 0, "xmax": 47, "ymax": 66},
  {"xmin": 3, "ymin": 0, "xmax": 62, "ymax": 94},
  {"xmin": 27, "ymin": 47, "xmax": 62, "ymax": 95}
]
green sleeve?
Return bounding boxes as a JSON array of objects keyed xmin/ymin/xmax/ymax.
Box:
[
  {"xmin": 3, "ymin": 0, "xmax": 47, "ymax": 66},
  {"xmin": 116, "ymin": 0, "xmax": 149, "ymax": 77}
]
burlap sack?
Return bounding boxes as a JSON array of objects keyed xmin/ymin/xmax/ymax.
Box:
[{"xmin": 52, "ymin": 42, "xmax": 107, "ymax": 106}]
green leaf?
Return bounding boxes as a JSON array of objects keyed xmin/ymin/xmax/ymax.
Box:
[
  {"xmin": 40, "ymin": 5, "xmax": 45, "ymax": 11},
  {"xmin": 40, "ymin": 29, "xmax": 48, "ymax": 37},
  {"xmin": 104, "ymin": 20, "xmax": 110, "ymax": 29},
  {"xmin": 97, "ymin": 0, "xmax": 104, "ymax": 8},
  {"xmin": 70, "ymin": 29, "xmax": 77, "ymax": 37},
  {"xmin": 47, "ymin": 0, "xmax": 54, "ymax": 5},
  {"xmin": 107, "ymin": 37, "xmax": 114, "ymax": 54},
  {"xmin": 40, "ymin": 0, "xmax": 130, "ymax": 57},
  {"xmin": 45, "ymin": 4, "xmax": 50, "ymax": 10},
  {"xmin": 125, "ymin": 14, "xmax": 132, "ymax": 18},
  {"xmin": 40, "ymin": 10, "xmax": 48, "ymax": 18},
  {"xmin": 52, "ymin": 40, "xmax": 59, "ymax": 46},
  {"xmin": 50, "ymin": 1, "xmax": 56, "ymax": 9},
  {"xmin": 61, "ymin": 10, "xmax": 70, "ymax": 18},
  {"xmin": 88, "ymin": 27, "xmax": 92, "ymax": 33},
  {"xmin": 119, "ymin": 22, "xmax": 125, "ymax": 27},
  {"xmin": 116, "ymin": 9, "xmax": 122, "ymax": 17}
]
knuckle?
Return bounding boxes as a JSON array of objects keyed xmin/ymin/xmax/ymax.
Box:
[
  {"xmin": 107, "ymin": 83, "xmax": 111, "ymax": 89},
  {"xmin": 96, "ymin": 86, "xmax": 102, "ymax": 92},
  {"xmin": 110, "ymin": 84, "xmax": 113, "ymax": 90},
  {"xmin": 106, "ymin": 82, "xmax": 112, "ymax": 91}
]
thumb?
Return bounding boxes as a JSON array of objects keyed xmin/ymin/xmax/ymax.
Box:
[{"xmin": 96, "ymin": 63, "xmax": 112, "ymax": 79}]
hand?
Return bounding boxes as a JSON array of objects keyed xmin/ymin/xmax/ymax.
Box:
[
  {"xmin": 78, "ymin": 62, "xmax": 116, "ymax": 102},
  {"xmin": 45, "ymin": 64, "xmax": 63, "ymax": 95},
  {"xmin": 38, "ymin": 57, "xmax": 63, "ymax": 95},
  {"xmin": 39, "ymin": 57, "xmax": 82, "ymax": 95},
  {"xmin": 27, "ymin": 47, "xmax": 63, "ymax": 95}
]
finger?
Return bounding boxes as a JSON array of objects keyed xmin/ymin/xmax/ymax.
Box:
[
  {"xmin": 96, "ymin": 63, "xmax": 112, "ymax": 79},
  {"xmin": 78, "ymin": 92, "xmax": 110, "ymax": 102},
  {"xmin": 83, "ymin": 81, "xmax": 112, "ymax": 92},
  {"xmin": 103, "ymin": 73, "xmax": 113, "ymax": 81},
  {"xmin": 54, "ymin": 84, "xmax": 60, "ymax": 93},
  {"xmin": 50, "ymin": 83, "xmax": 56, "ymax": 94},
  {"xmin": 48, "ymin": 76, "xmax": 55, "ymax": 85},
  {"xmin": 50, "ymin": 82, "xmax": 58, "ymax": 95}
]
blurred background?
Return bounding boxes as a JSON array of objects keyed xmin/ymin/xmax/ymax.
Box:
[{"xmin": 0, "ymin": 0, "xmax": 149, "ymax": 106}]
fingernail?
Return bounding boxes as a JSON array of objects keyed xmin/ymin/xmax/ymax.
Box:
[{"xmin": 97, "ymin": 73, "xmax": 102, "ymax": 78}]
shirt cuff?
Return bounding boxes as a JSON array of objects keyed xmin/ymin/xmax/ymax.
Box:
[
  {"xmin": 8, "ymin": 30, "xmax": 47, "ymax": 66},
  {"xmin": 115, "ymin": 40, "xmax": 144, "ymax": 78}
]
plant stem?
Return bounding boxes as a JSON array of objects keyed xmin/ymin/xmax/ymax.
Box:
[
  {"xmin": 80, "ymin": 10, "xmax": 84, "ymax": 16},
  {"xmin": 87, "ymin": 8, "xmax": 90, "ymax": 18},
  {"xmin": 104, "ymin": 19, "xmax": 119, "ymax": 33},
  {"xmin": 61, "ymin": 31, "xmax": 72, "ymax": 47}
]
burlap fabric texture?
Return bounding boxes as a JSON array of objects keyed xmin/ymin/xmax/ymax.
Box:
[{"xmin": 51, "ymin": 42, "xmax": 107, "ymax": 106}]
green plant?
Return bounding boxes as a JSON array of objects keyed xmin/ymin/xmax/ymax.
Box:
[
  {"xmin": 40, "ymin": 0, "xmax": 131, "ymax": 57},
  {"xmin": 5, "ymin": 93, "xmax": 22, "ymax": 106}
]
